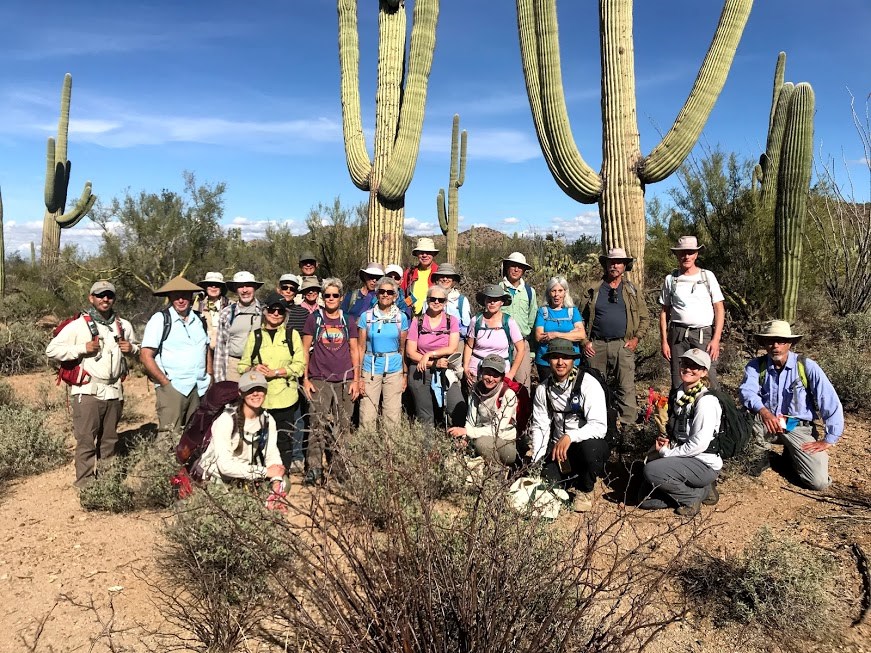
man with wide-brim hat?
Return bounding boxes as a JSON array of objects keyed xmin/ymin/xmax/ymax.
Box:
[
  {"xmin": 659, "ymin": 235, "xmax": 725, "ymax": 390},
  {"xmin": 433, "ymin": 262, "xmax": 471, "ymax": 348},
  {"xmin": 499, "ymin": 251, "xmax": 537, "ymax": 392},
  {"xmin": 580, "ymin": 246, "xmax": 648, "ymax": 427},
  {"xmin": 401, "ymin": 237, "xmax": 440, "ymax": 316},
  {"xmin": 739, "ymin": 320, "xmax": 843, "ymax": 490},
  {"xmin": 342, "ymin": 262, "xmax": 385, "ymax": 319},
  {"xmin": 141, "ymin": 276, "xmax": 211, "ymax": 437},
  {"xmin": 528, "ymin": 338, "xmax": 609, "ymax": 513},
  {"xmin": 193, "ymin": 272, "xmax": 229, "ymax": 351},
  {"xmin": 214, "ymin": 271, "xmax": 264, "ymax": 383}
]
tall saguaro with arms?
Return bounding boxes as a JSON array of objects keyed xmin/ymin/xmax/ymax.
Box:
[
  {"xmin": 516, "ymin": 0, "xmax": 753, "ymax": 282},
  {"xmin": 338, "ymin": 0, "xmax": 439, "ymax": 265},
  {"xmin": 437, "ymin": 114, "xmax": 467, "ymax": 264}
]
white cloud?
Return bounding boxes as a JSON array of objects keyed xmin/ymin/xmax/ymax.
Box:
[
  {"xmin": 419, "ymin": 128, "xmax": 541, "ymax": 164},
  {"xmin": 502, "ymin": 217, "xmax": 519, "ymax": 225},
  {"xmin": 3, "ymin": 217, "xmax": 111, "ymax": 257},
  {"xmin": 403, "ymin": 216, "xmax": 437, "ymax": 237},
  {"xmin": 228, "ymin": 216, "xmax": 306, "ymax": 240}
]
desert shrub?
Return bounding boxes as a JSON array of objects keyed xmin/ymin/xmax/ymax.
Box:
[
  {"xmin": 151, "ymin": 488, "xmax": 291, "ymax": 653},
  {"xmin": 78, "ymin": 458, "xmax": 135, "ymax": 513},
  {"xmin": 680, "ymin": 528, "xmax": 837, "ymax": 644},
  {"xmin": 126, "ymin": 430, "xmax": 178, "ymax": 510},
  {"xmin": 0, "ymin": 321, "xmax": 49, "ymax": 375},
  {"xmin": 0, "ymin": 380, "xmax": 15, "ymax": 407},
  {"xmin": 0, "ymin": 405, "xmax": 69, "ymax": 481}
]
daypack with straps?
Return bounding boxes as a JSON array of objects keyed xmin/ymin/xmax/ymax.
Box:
[
  {"xmin": 473, "ymin": 313, "xmax": 516, "ymax": 364},
  {"xmin": 175, "ymin": 381, "xmax": 242, "ymax": 481},
  {"xmin": 313, "ymin": 308, "xmax": 349, "ymax": 344},
  {"xmin": 667, "ymin": 387, "xmax": 752, "ymax": 459},
  {"xmin": 417, "ymin": 313, "xmax": 453, "ymax": 337},
  {"xmin": 544, "ymin": 367, "xmax": 619, "ymax": 445},
  {"xmin": 757, "ymin": 354, "xmax": 808, "ymax": 389},
  {"xmin": 540, "ymin": 305, "xmax": 579, "ymax": 325},
  {"xmin": 52, "ymin": 313, "xmax": 126, "ymax": 386},
  {"xmin": 496, "ymin": 377, "xmax": 533, "ymax": 438},
  {"xmin": 156, "ymin": 308, "xmax": 208, "ymax": 358},
  {"xmin": 251, "ymin": 325, "xmax": 296, "ymax": 366},
  {"xmin": 504, "ymin": 282, "xmax": 533, "ymax": 306},
  {"xmin": 667, "ymin": 268, "xmax": 712, "ymax": 303}
]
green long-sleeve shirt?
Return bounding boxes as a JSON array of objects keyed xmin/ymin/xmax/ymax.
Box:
[{"xmin": 500, "ymin": 278, "xmax": 538, "ymax": 337}]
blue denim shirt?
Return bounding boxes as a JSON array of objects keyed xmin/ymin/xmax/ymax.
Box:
[
  {"xmin": 142, "ymin": 307, "xmax": 210, "ymax": 397},
  {"xmin": 739, "ymin": 352, "xmax": 844, "ymax": 443}
]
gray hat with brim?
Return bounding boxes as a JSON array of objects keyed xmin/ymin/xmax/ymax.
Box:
[
  {"xmin": 679, "ymin": 348, "xmax": 711, "ymax": 370},
  {"xmin": 432, "ymin": 262, "xmax": 461, "ymax": 281},
  {"xmin": 298, "ymin": 251, "xmax": 318, "ymax": 264},
  {"xmin": 479, "ymin": 354, "xmax": 506, "ymax": 375},
  {"xmin": 90, "ymin": 280, "xmax": 116, "ymax": 295},
  {"xmin": 238, "ymin": 371, "xmax": 269, "ymax": 393},
  {"xmin": 299, "ymin": 276, "xmax": 321, "ymax": 293},
  {"xmin": 476, "ymin": 283, "xmax": 512, "ymax": 306},
  {"xmin": 153, "ymin": 276, "xmax": 203, "ymax": 297},
  {"xmin": 542, "ymin": 338, "xmax": 582, "ymax": 360}
]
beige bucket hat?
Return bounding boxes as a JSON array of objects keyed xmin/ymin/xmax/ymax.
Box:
[
  {"xmin": 754, "ymin": 320, "xmax": 802, "ymax": 342},
  {"xmin": 412, "ymin": 237, "xmax": 439, "ymax": 256},
  {"xmin": 670, "ymin": 235, "xmax": 705, "ymax": 252}
]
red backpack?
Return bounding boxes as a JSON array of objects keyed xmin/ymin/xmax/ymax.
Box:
[
  {"xmin": 497, "ymin": 377, "xmax": 532, "ymax": 437},
  {"xmin": 52, "ymin": 313, "xmax": 125, "ymax": 386}
]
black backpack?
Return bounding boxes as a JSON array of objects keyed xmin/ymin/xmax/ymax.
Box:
[
  {"xmin": 545, "ymin": 366, "xmax": 619, "ymax": 445},
  {"xmin": 251, "ymin": 325, "xmax": 296, "ymax": 365},
  {"xmin": 668, "ymin": 387, "xmax": 752, "ymax": 459}
]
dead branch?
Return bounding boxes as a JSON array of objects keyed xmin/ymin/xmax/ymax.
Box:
[{"xmin": 852, "ymin": 543, "xmax": 870, "ymax": 627}]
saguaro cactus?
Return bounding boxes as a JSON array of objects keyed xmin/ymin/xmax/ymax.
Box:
[
  {"xmin": 437, "ymin": 114, "xmax": 467, "ymax": 264},
  {"xmin": 41, "ymin": 73, "xmax": 96, "ymax": 266},
  {"xmin": 338, "ymin": 0, "xmax": 439, "ymax": 265},
  {"xmin": 516, "ymin": 0, "xmax": 753, "ymax": 282},
  {"xmin": 754, "ymin": 54, "xmax": 814, "ymax": 323}
]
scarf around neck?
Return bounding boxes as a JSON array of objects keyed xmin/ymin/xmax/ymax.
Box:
[{"xmin": 87, "ymin": 307, "xmax": 116, "ymax": 328}]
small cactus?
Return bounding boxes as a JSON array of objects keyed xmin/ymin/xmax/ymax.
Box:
[{"xmin": 437, "ymin": 114, "xmax": 467, "ymax": 264}]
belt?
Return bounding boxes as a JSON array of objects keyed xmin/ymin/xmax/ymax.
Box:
[
  {"xmin": 592, "ymin": 336, "xmax": 624, "ymax": 343},
  {"xmin": 670, "ymin": 323, "xmax": 712, "ymax": 330}
]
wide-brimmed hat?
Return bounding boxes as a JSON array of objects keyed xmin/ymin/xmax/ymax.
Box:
[
  {"xmin": 670, "ymin": 235, "xmax": 705, "ymax": 252},
  {"xmin": 153, "ymin": 276, "xmax": 203, "ymax": 297},
  {"xmin": 680, "ymin": 348, "xmax": 712, "ymax": 370},
  {"xmin": 598, "ymin": 247, "xmax": 634, "ymax": 265},
  {"xmin": 90, "ymin": 280, "xmax": 115, "ymax": 295},
  {"xmin": 502, "ymin": 251, "xmax": 533, "ymax": 271},
  {"xmin": 238, "ymin": 370, "xmax": 269, "ymax": 393},
  {"xmin": 476, "ymin": 283, "xmax": 512, "ymax": 306},
  {"xmin": 754, "ymin": 320, "xmax": 802, "ymax": 342},
  {"xmin": 278, "ymin": 273, "xmax": 300, "ymax": 288},
  {"xmin": 432, "ymin": 262, "xmax": 461, "ymax": 281},
  {"xmin": 359, "ymin": 262, "xmax": 385, "ymax": 280},
  {"xmin": 227, "ymin": 271, "xmax": 264, "ymax": 291},
  {"xmin": 479, "ymin": 354, "xmax": 506, "ymax": 375},
  {"xmin": 299, "ymin": 276, "xmax": 321, "ymax": 293},
  {"xmin": 385, "ymin": 264, "xmax": 403, "ymax": 278},
  {"xmin": 542, "ymin": 338, "xmax": 582, "ymax": 360},
  {"xmin": 197, "ymin": 271, "xmax": 226, "ymax": 290},
  {"xmin": 262, "ymin": 291, "xmax": 286, "ymax": 309},
  {"xmin": 298, "ymin": 250, "xmax": 318, "ymax": 264},
  {"xmin": 412, "ymin": 237, "xmax": 439, "ymax": 256}
]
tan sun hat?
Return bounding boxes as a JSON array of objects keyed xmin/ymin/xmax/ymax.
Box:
[
  {"xmin": 153, "ymin": 276, "xmax": 203, "ymax": 297},
  {"xmin": 598, "ymin": 247, "xmax": 634, "ymax": 264},
  {"xmin": 226, "ymin": 271, "xmax": 264, "ymax": 291},
  {"xmin": 412, "ymin": 237, "xmax": 439, "ymax": 256},
  {"xmin": 680, "ymin": 348, "xmax": 711, "ymax": 370},
  {"xmin": 754, "ymin": 320, "xmax": 802, "ymax": 342},
  {"xmin": 670, "ymin": 235, "xmax": 705, "ymax": 252},
  {"xmin": 197, "ymin": 271, "xmax": 226, "ymax": 289},
  {"xmin": 359, "ymin": 262, "xmax": 385, "ymax": 280},
  {"xmin": 502, "ymin": 251, "xmax": 533, "ymax": 271}
]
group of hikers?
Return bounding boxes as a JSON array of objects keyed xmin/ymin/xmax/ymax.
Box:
[{"xmin": 46, "ymin": 234, "xmax": 845, "ymax": 516}]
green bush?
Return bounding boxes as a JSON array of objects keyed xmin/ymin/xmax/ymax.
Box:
[
  {"xmin": 0, "ymin": 380, "xmax": 15, "ymax": 407},
  {"xmin": 0, "ymin": 405, "xmax": 69, "ymax": 481},
  {"xmin": 126, "ymin": 432, "xmax": 179, "ymax": 510},
  {"xmin": 680, "ymin": 528, "xmax": 837, "ymax": 644},
  {"xmin": 0, "ymin": 321, "xmax": 49, "ymax": 375},
  {"xmin": 79, "ymin": 458, "xmax": 135, "ymax": 513}
]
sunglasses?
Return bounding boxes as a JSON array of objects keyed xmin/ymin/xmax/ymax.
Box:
[
  {"xmin": 203, "ymin": 283, "xmax": 223, "ymax": 289},
  {"xmin": 93, "ymin": 292, "xmax": 115, "ymax": 300},
  {"xmin": 608, "ymin": 288, "xmax": 618, "ymax": 303},
  {"xmin": 378, "ymin": 289, "xmax": 396, "ymax": 296},
  {"xmin": 266, "ymin": 306, "xmax": 286, "ymax": 314},
  {"xmin": 428, "ymin": 296, "xmax": 446, "ymax": 304},
  {"xmin": 387, "ymin": 273, "xmax": 401, "ymax": 281},
  {"xmin": 323, "ymin": 292, "xmax": 341, "ymax": 299},
  {"xmin": 485, "ymin": 298, "xmax": 503, "ymax": 304},
  {"xmin": 280, "ymin": 284, "xmax": 297, "ymax": 291},
  {"xmin": 300, "ymin": 260, "xmax": 316, "ymax": 266}
]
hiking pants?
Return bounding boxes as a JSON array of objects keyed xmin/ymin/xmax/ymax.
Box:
[
  {"xmin": 359, "ymin": 370, "xmax": 404, "ymax": 429},
  {"xmin": 541, "ymin": 438, "xmax": 610, "ymax": 493},
  {"xmin": 407, "ymin": 368, "xmax": 465, "ymax": 429},
  {"xmin": 514, "ymin": 348, "xmax": 532, "ymax": 393},
  {"xmin": 750, "ymin": 417, "xmax": 830, "ymax": 490},
  {"xmin": 306, "ymin": 379, "xmax": 354, "ymax": 479},
  {"xmin": 471, "ymin": 436, "xmax": 518, "ymax": 467},
  {"xmin": 667, "ymin": 324, "xmax": 718, "ymax": 390},
  {"xmin": 71, "ymin": 395, "xmax": 123, "ymax": 488},
  {"xmin": 291, "ymin": 395, "xmax": 309, "ymax": 464},
  {"xmin": 588, "ymin": 338, "xmax": 638, "ymax": 425},
  {"xmin": 267, "ymin": 402, "xmax": 299, "ymax": 470},
  {"xmin": 642, "ymin": 456, "xmax": 718, "ymax": 507},
  {"xmin": 155, "ymin": 385, "xmax": 200, "ymax": 437}
]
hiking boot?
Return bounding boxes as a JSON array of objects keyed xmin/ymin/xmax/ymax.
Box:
[
  {"xmin": 303, "ymin": 468, "xmax": 323, "ymax": 487},
  {"xmin": 572, "ymin": 491, "xmax": 593, "ymax": 513},
  {"xmin": 675, "ymin": 503, "xmax": 701, "ymax": 517},
  {"xmin": 637, "ymin": 498, "xmax": 669, "ymax": 510},
  {"xmin": 289, "ymin": 460, "xmax": 305, "ymax": 475},
  {"xmin": 702, "ymin": 483, "xmax": 719, "ymax": 506},
  {"xmin": 748, "ymin": 454, "xmax": 771, "ymax": 477}
]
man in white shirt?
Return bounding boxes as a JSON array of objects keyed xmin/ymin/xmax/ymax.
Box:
[
  {"xmin": 529, "ymin": 338, "xmax": 609, "ymax": 512},
  {"xmin": 659, "ymin": 235, "xmax": 725, "ymax": 389}
]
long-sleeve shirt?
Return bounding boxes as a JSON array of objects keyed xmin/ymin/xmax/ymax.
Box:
[
  {"xmin": 200, "ymin": 410, "xmax": 281, "ymax": 481},
  {"xmin": 465, "ymin": 386, "xmax": 517, "ymax": 441},
  {"xmin": 739, "ymin": 352, "xmax": 844, "ymax": 443},
  {"xmin": 660, "ymin": 390, "xmax": 723, "ymax": 470},
  {"xmin": 46, "ymin": 314, "xmax": 139, "ymax": 400},
  {"xmin": 214, "ymin": 300, "xmax": 263, "ymax": 381},
  {"xmin": 237, "ymin": 327, "xmax": 306, "ymax": 410},
  {"xmin": 500, "ymin": 278, "xmax": 538, "ymax": 337},
  {"xmin": 529, "ymin": 372, "xmax": 607, "ymax": 462}
]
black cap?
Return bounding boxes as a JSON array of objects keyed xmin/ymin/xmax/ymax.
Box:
[{"xmin": 263, "ymin": 291, "xmax": 286, "ymax": 308}]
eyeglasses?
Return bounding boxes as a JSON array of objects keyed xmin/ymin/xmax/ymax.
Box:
[
  {"xmin": 427, "ymin": 296, "xmax": 446, "ymax": 303},
  {"xmin": 266, "ymin": 306, "xmax": 286, "ymax": 314},
  {"xmin": 378, "ymin": 289, "xmax": 397, "ymax": 296},
  {"xmin": 280, "ymin": 284, "xmax": 297, "ymax": 291},
  {"xmin": 323, "ymin": 292, "xmax": 341, "ymax": 299},
  {"xmin": 93, "ymin": 292, "xmax": 115, "ymax": 300},
  {"xmin": 608, "ymin": 288, "xmax": 618, "ymax": 303}
]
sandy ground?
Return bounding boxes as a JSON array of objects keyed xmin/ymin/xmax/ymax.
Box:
[{"xmin": 2, "ymin": 371, "xmax": 869, "ymax": 652}]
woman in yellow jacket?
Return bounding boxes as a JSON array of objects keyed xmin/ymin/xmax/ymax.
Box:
[{"xmin": 238, "ymin": 292, "xmax": 305, "ymax": 471}]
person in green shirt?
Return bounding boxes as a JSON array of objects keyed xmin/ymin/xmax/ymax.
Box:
[{"xmin": 499, "ymin": 251, "xmax": 538, "ymax": 391}]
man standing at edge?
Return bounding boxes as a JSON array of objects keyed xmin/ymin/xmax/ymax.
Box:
[
  {"xmin": 659, "ymin": 236, "xmax": 725, "ymax": 389},
  {"xmin": 140, "ymin": 276, "xmax": 210, "ymax": 437},
  {"xmin": 582, "ymin": 247, "xmax": 648, "ymax": 428},
  {"xmin": 499, "ymin": 251, "xmax": 537, "ymax": 391}
]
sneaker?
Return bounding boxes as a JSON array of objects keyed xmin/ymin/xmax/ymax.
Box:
[
  {"xmin": 702, "ymin": 484, "xmax": 719, "ymax": 506},
  {"xmin": 675, "ymin": 503, "xmax": 701, "ymax": 517},
  {"xmin": 572, "ymin": 491, "xmax": 593, "ymax": 513},
  {"xmin": 748, "ymin": 454, "xmax": 771, "ymax": 477},
  {"xmin": 303, "ymin": 468, "xmax": 323, "ymax": 487},
  {"xmin": 637, "ymin": 498, "xmax": 669, "ymax": 510}
]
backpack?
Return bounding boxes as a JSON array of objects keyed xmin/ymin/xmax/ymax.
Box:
[
  {"xmin": 313, "ymin": 308, "xmax": 349, "ymax": 344},
  {"xmin": 545, "ymin": 366, "xmax": 619, "ymax": 445},
  {"xmin": 668, "ymin": 387, "xmax": 752, "ymax": 459},
  {"xmin": 156, "ymin": 308, "xmax": 208, "ymax": 358},
  {"xmin": 175, "ymin": 381, "xmax": 241, "ymax": 481},
  {"xmin": 667, "ymin": 268, "xmax": 712, "ymax": 303},
  {"xmin": 757, "ymin": 354, "xmax": 808, "ymax": 389},
  {"xmin": 496, "ymin": 377, "xmax": 533, "ymax": 438},
  {"xmin": 52, "ymin": 313, "xmax": 125, "ymax": 386},
  {"xmin": 251, "ymin": 325, "xmax": 296, "ymax": 365},
  {"xmin": 417, "ymin": 313, "xmax": 453, "ymax": 337},
  {"xmin": 473, "ymin": 313, "xmax": 516, "ymax": 364},
  {"xmin": 540, "ymin": 306, "xmax": 579, "ymax": 325}
]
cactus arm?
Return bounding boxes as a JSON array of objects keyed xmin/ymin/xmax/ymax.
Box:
[
  {"xmin": 516, "ymin": 0, "xmax": 602, "ymax": 203},
  {"xmin": 378, "ymin": 0, "xmax": 439, "ymax": 202},
  {"xmin": 457, "ymin": 127, "xmax": 467, "ymax": 187},
  {"xmin": 437, "ymin": 188, "xmax": 448, "ymax": 233},
  {"xmin": 56, "ymin": 181, "xmax": 95, "ymax": 227},
  {"xmin": 640, "ymin": 0, "xmax": 753, "ymax": 183},
  {"xmin": 44, "ymin": 139, "xmax": 62, "ymax": 212},
  {"xmin": 337, "ymin": 0, "xmax": 372, "ymax": 191},
  {"xmin": 760, "ymin": 82, "xmax": 794, "ymax": 213},
  {"xmin": 769, "ymin": 51, "xmax": 786, "ymax": 133}
]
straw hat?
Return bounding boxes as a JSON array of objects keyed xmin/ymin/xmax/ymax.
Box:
[
  {"xmin": 153, "ymin": 276, "xmax": 203, "ymax": 297},
  {"xmin": 670, "ymin": 235, "xmax": 705, "ymax": 252},
  {"xmin": 754, "ymin": 320, "xmax": 802, "ymax": 342},
  {"xmin": 412, "ymin": 237, "xmax": 439, "ymax": 256},
  {"xmin": 502, "ymin": 251, "xmax": 533, "ymax": 271},
  {"xmin": 226, "ymin": 271, "xmax": 264, "ymax": 291}
]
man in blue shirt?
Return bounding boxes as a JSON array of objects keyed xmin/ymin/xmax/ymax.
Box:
[
  {"xmin": 739, "ymin": 320, "xmax": 843, "ymax": 490},
  {"xmin": 140, "ymin": 276, "xmax": 211, "ymax": 436}
]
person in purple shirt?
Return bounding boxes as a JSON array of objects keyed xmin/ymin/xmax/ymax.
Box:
[{"xmin": 739, "ymin": 321, "xmax": 844, "ymax": 490}]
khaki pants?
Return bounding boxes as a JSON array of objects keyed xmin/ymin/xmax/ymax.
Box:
[
  {"xmin": 225, "ymin": 356, "xmax": 243, "ymax": 382},
  {"xmin": 71, "ymin": 395, "xmax": 123, "ymax": 488},
  {"xmin": 471, "ymin": 436, "xmax": 517, "ymax": 466},
  {"xmin": 588, "ymin": 338, "xmax": 638, "ymax": 425},
  {"xmin": 751, "ymin": 418, "xmax": 830, "ymax": 490},
  {"xmin": 359, "ymin": 370, "xmax": 405, "ymax": 429},
  {"xmin": 155, "ymin": 385, "xmax": 201, "ymax": 437}
]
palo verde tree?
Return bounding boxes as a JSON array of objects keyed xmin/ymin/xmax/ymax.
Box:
[
  {"xmin": 516, "ymin": 0, "xmax": 753, "ymax": 283},
  {"xmin": 437, "ymin": 114, "xmax": 467, "ymax": 264},
  {"xmin": 41, "ymin": 73, "xmax": 96, "ymax": 266},
  {"xmin": 338, "ymin": 0, "xmax": 439, "ymax": 265}
]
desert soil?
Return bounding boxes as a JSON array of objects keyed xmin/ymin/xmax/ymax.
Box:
[{"xmin": 1, "ymin": 371, "xmax": 869, "ymax": 652}]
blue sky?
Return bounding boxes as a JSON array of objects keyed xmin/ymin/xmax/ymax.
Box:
[{"xmin": 1, "ymin": 0, "xmax": 868, "ymax": 256}]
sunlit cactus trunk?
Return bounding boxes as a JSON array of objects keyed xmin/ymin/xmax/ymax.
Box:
[{"xmin": 437, "ymin": 114, "xmax": 467, "ymax": 264}]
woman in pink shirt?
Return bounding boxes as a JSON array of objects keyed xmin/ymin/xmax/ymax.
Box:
[{"xmin": 463, "ymin": 284, "xmax": 526, "ymax": 387}]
